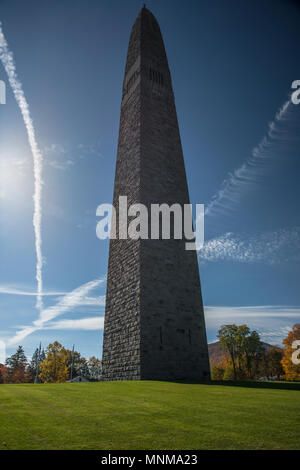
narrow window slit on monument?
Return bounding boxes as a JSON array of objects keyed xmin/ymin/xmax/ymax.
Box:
[{"xmin": 149, "ymin": 67, "xmax": 164, "ymax": 86}]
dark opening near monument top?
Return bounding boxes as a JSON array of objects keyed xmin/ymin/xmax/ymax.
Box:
[{"xmin": 101, "ymin": 7, "xmax": 210, "ymax": 381}]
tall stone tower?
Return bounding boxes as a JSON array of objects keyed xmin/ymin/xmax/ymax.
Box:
[{"xmin": 101, "ymin": 7, "xmax": 210, "ymax": 381}]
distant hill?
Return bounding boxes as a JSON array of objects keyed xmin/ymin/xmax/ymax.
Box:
[{"xmin": 208, "ymin": 341, "xmax": 282, "ymax": 367}]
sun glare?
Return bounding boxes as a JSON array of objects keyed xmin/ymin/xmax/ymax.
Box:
[{"xmin": 0, "ymin": 152, "xmax": 30, "ymax": 203}]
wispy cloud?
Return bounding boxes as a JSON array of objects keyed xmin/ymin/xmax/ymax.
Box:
[
  {"xmin": 0, "ymin": 285, "xmax": 68, "ymax": 297},
  {"xmin": 44, "ymin": 144, "xmax": 74, "ymax": 171},
  {"xmin": 43, "ymin": 317, "xmax": 104, "ymax": 331},
  {"xmin": 199, "ymin": 227, "xmax": 300, "ymax": 264},
  {"xmin": 74, "ymin": 296, "xmax": 105, "ymax": 307},
  {"xmin": 77, "ymin": 142, "xmax": 103, "ymax": 159},
  {"xmin": 43, "ymin": 142, "xmax": 103, "ymax": 171},
  {"xmin": 0, "ymin": 23, "xmax": 44, "ymax": 310},
  {"xmin": 6, "ymin": 278, "xmax": 105, "ymax": 346},
  {"xmin": 205, "ymin": 305, "xmax": 300, "ymax": 319},
  {"xmin": 0, "ymin": 285, "xmax": 104, "ymax": 305},
  {"xmin": 205, "ymin": 96, "xmax": 299, "ymax": 218},
  {"xmin": 204, "ymin": 305, "xmax": 297, "ymax": 345},
  {"xmin": 7, "ymin": 326, "xmax": 41, "ymax": 347}
]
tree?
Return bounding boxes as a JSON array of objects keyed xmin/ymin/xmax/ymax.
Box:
[
  {"xmin": 28, "ymin": 344, "xmax": 46, "ymax": 383},
  {"xmin": 223, "ymin": 363, "xmax": 235, "ymax": 381},
  {"xmin": 88, "ymin": 357, "xmax": 102, "ymax": 380},
  {"xmin": 281, "ymin": 324, "xmax": 300, "ymax": 381},
  {"xmin": 79, "ymin": 358, "xmax": 90, "ymax": 379},
  {"xmin": 217, "ymin": 325, "xmax": 239, "ymax": 380},
  {"xmin": 210, "ymin": 357, "xmax": 232, "ymax": 381},
  {"xmin": 211, "ymin": 364, "xmax": 225, "ymax": 380},
  {"xmin": 243, "ymin": 330, "xmax": 264, "ymax": 379},
  {"xmin": 217, "ymin": 324, "xmax": 264, "ymax": 380},
  {"xmin": 6, "ymin": 345, "xmax": 27, "ymax": 370},
  {"xmin": 4, "ymin": 346, "xmax": 30, "ymax": 383},
  {"xmin": 39, "ymin": 342, "xmax": 69, "ymax": 383},
  {"xmin": 0, "ymin": 364, "xmax": 10, "ymax": 383},
  {"xmin": 0, "ymin": 364, "xmax": 7, "ymax": 384},
  {"xmin": 265, "ymin": 347, "xmax": 283, "ymax": 377},
  {"xmin": 66, "ymin": 348, "xmax": 90, "ymax": 380}
]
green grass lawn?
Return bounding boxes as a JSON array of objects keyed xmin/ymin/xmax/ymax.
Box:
[{"xmin": 0, "ymin": 381, "xmax": 299, "ymax": 450}]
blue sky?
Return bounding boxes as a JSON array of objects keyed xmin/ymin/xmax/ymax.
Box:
[{"xmin": 0, "ymin": 0, "xmax": 300, "ymax": 360}]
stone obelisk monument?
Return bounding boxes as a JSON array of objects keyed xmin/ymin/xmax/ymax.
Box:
[{"xmin": 102, "ymin": 7, "xmax": 210, "ymax": 381}]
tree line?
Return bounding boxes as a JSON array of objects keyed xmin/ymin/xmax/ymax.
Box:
[
  {"xmin": 212, "ymin": 323, "xmax": 300, "ymax": 381},
  {"xmin": 0, "ymin": 341, "xmax": 102, "ymax": 384},
  {"xmin": 1, "ymin": 325, "xmax": 299, "ymax": 383}
]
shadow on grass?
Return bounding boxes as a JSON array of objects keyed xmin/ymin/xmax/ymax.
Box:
[{"xmin": 171, "ymin": 380, "xmax": 300, "ymax": 391}]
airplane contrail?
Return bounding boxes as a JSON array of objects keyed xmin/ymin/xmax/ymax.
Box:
[
  {"xmin": 7, "ymin": 277, "xmax": 105, "ymax": 346},
  {"xmin": 0, "ymin": 23, "xmax": 44, "ymax": 310}
]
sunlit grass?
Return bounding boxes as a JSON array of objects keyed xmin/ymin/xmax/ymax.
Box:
[{"xmin": 0, "ymin": 381, "xmax": 299, "ymax": 450}]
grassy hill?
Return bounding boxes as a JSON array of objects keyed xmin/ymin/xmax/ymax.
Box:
[{"xmin": 0, "ymin": 381, "xmax": 299, "ymax": 450}]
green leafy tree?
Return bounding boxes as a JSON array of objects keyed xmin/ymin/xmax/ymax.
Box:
[
  {"xmin": 79, "ymin": 358, "xmax": 90, "ymax": 378},
  {"xmin": 218, "ymin": 324, "xmax": 264, "ymax": 380},
  {"xmin": 66, "ymin": 349, "xmax": 90, "ymax": 379},
  {"xmin": 28, "ymin": 345, "xmax": 46, "ymax": 382},
  {"xmin": 267, "ymin": 348, "xmax": 283, "ymax": 377},
  {"xmin": 6, "ymin": 345, "xmax": 27, "ymax": 370},
  {"xmin": 259, "ymin": 348, "xmax": 283, "ymax": 378},
  {"xmin": 88, "ymin": 357, "xmax": 102, "ymax": 380},
  {"xmin": 217, "ymin": 325, "xmax": 239, "ymax": 380},
  {"xmin": 243, "ymin": 330, "xmax": 264, "ymax": 379}
]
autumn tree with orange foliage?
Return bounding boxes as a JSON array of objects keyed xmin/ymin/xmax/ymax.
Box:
[
  {"xmin": 281, "ymin": 324, "xmax": 300, "ymax": 381},
  {"xmin": 211, "ymin": 358, "xmax": 232, "ymax": 380}
]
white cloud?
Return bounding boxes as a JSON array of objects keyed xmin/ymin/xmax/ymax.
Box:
[
  {"xmin": 48, "ymin": 159, "xmax": 74, "ymax": 171},
  {"xmin": 6, "ymin": 326, "xmax": 40, "ymax": 346},
  {"xmin": 0, "ymin": 285, "xmax": 68, "ymax": 296},
  {"xmin": 198, "ymin": 227, "xmax": 300, "ymax": 264},
  {"xmin": 74, "ymin": 296, "xmax": 106, "ymax": 307},
  {"xmin": 205, "ymin": 96, "xmax": 299, "ymax": 218},
  {"xmin": 44, "ymin": 144, "xmax": 74, "ymax": 170},
  {"xmin": 43, "ymin": 142, "xmax": 103, "ymax": 170},
  {"xmin": 44, "ymin": 144, "xmax": 67, "ymax": 155},
  {"xmin": 77, "ymin": 142, "xmax": 103, "ymax": 159},
  {"xmin": 205, "ymin": 305, "xmax": 300, "ymax": 319},
  {"xmin": 44, "ymin": 317, "xmax": 104, "ymax": 331},
  {"xmin": 204, "ymin": 305, "xmax": 298, "ymax": 345}
]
